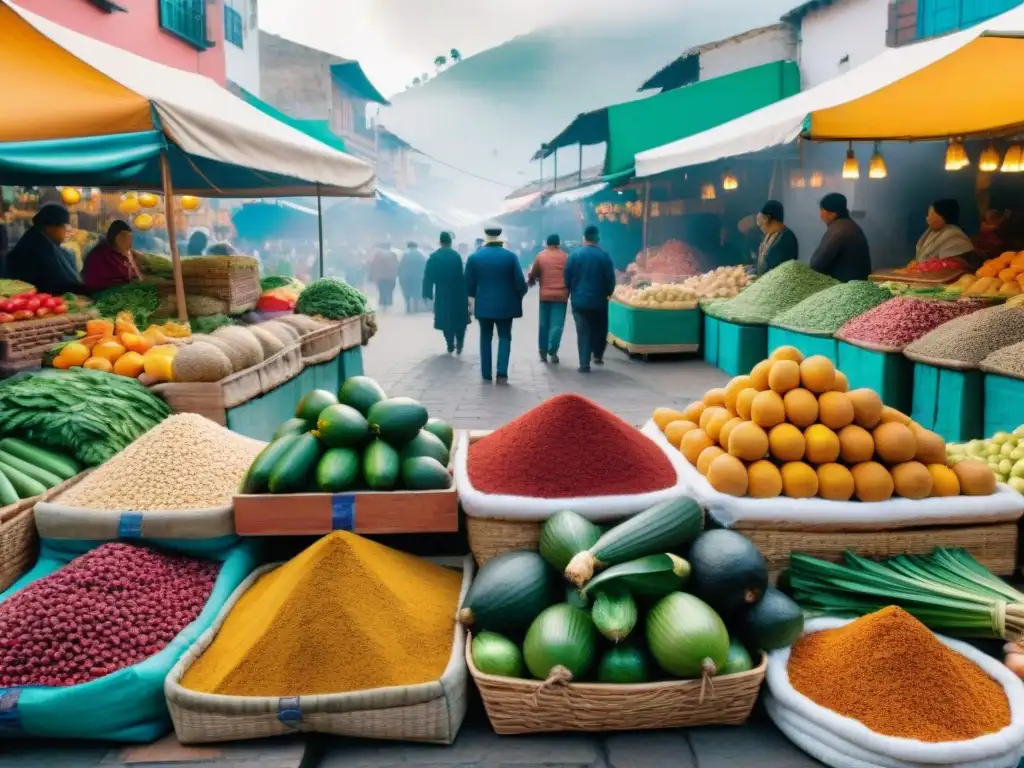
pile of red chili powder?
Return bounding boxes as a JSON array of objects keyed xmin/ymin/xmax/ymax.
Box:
[{"xmin": 467, "ymin": 394, "xmax": 677, "ymax": 498}]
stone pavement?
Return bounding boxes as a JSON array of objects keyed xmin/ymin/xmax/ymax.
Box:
[{"xmin": 362, "ymin": 294, "xmax": 728, "ymax": 430}]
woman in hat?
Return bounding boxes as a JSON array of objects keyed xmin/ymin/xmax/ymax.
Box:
[
  {"xmin": 809, "ymin": 193, "xmax": 871, "ymax": 282},
  {"xmin": 0, "ymin": 203, "xmax": 85, "ymax": 295},
  {"xmin": 755, "ymin": 201, "xmax": 798, "ymax": 276},
  {"xmin": 82, "ymin": 220, "xmax": 143, "ymax": 291}
]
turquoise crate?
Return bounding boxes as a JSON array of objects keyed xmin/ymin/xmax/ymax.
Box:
[
  {"xmin": 910, "ymin": 362, "xmax": 984, "ymax": 443},
  {"xmin": 983, "ymin": 374, "xmax": 1024, "ymax": 436},
  {"xmin": 837, "ymin": 341, "xmax": 914, "ymax": 413},
  {"xmin": 608, "ymin": 301, "xmax": 700, "ymax": 352},
  {"xmin": 768, "ymin": 326, "xmax": 838, "ymax": 363},
  {"xmin": 703, "ymin": 313, "xmax": 719, "ymax": 365},
  {"xmin": 716, "ymin": 320, "xmax": 767, "ymax": 377}
]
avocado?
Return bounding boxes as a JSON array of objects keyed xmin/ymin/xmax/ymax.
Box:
[
  {"xmin": 739, "ymin": 587, "xmax": 804, "ymax": 652},
  {"xmin": 686, "ymin": 529, "xmax": 768, "ymax": 617}
]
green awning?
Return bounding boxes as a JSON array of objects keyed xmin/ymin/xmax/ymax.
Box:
[
  {"xmin": 238, "ymin": 89, "xmax": 346, "ymax": 153},
  {"xmin": 604, "ymin": 60, "xmax": 800, "ymax": 175},
  {"xmin": 330, "ymin": 62, "xmax": 390, "ymax": 106}
]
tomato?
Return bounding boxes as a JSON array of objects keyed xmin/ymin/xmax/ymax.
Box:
[
  {"xmin": 12, "ymin": 291, "xmax": 35, "ymax": 299},
  {"xmin": 42, "ymin": 297, "xmax": 59, "ymax": 309},
  {"xmin": 24, "ymin": 298, "xmax": 40, "ymax": 311},
  {"xmin": 13, "ymin": 310, "xmax": 34, "ymax": 321},
  {"xmin": 0, "ymin": 301, "xmax": 12, "ymax": 313},
  {"xmin": 35, "ymin": 293, "xmax": 51, "ymax": 301},
  {"xmin": 8, "ymin": 298, "xmax": 26, "ymax": 311},
  {"xmin": 35, "ymin": 307, "xmax": 52, "ymax": 318},
  {"xmin": 0, "ymin": 313, "xmax": 14, "ymax": 323},
  {"xmin": 52, "ymin": 304, "xmax": 68, "ymax": 315}
]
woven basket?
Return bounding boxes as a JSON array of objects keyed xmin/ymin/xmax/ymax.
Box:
[
  {"xmin": 469, "ymin": 640, "xmax": 766, "ymax": 734},
  {"xmin": 733, "ymin": 521, "xmax": 1018, "ymax": 582},
  {"xmin": 165, "ymin": 556, "xmax": 473, "ymax": 745},
  {"xmin": 299, "ymin": 322, "xmax": 344, "ymax": 365},
  {"xmin": 0, "ymin": 470, "xmax": 91, "ymax": 592},
  {"xmin": 0, "ymin": 312, "xmax": 94, "ymax": 361},
  {"xmin": 183, "ymin": 266, "xmax": 260, "ymax": 316},
  {"xmin": 467, "ymin": 517, "xmax": 544, "ymax": 566}
]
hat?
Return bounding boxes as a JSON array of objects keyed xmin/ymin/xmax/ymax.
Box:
[
  {"xmin": 760, "ymin": 200, "xmax": 784, "ymax": 222},
  {"xmin": 484, "ymin": 227, "xmax": 504, "ymax": 245},
  {"xmin": 33, "ymin": 203, "xmax": 70, "ymax": 228},
  {"xmin": 819, "ymin": 193, "xmax": 849, "ymax": 215}
]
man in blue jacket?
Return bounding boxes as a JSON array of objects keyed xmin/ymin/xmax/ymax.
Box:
[
  {"xmin": 565, "ymin": 225, "xmax": 616, "ymax": 373},
  {"xmin": 465, "ymin": 227, "xmax": 527, "ymax": 383}
]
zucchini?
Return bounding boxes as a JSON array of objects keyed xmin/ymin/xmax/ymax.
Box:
[
  {"xmin": 538, "ymin": 510, "xmax": 601, "ymax": 571},
  {"xmin": 0, "ymin": 467, "xmax": 19, "ymax": 506},
  {"xmin": 0, "ymin": 438, "xmax": 80, "ymax": 480},
  {"xmin": 458, "ymin": 551, "xmax": 555, "ymax": 636},
  {"xmin": 0, "ymin": 450, "xmax": 62, "ymax": 490},
  {"xmin": 0, "ymin": 460, "xmax": 47, "ymax": 499},
  {"xmin": 240, "ymin": 433, "xmax": 301, "ymax": 494},
  {"xmin": 565, "ymin": 497, "xmax": 703, "ymax": 587},
  {"xmin": 591, "ymin": 588, "xmax": 638, "ymax": 643},
  {"xmin": 582, "ymin": 553, "xmax": 690, "ymax": 601},
  {"xmin": 268, "ymin": 433, "xmax": 324, "ymax": 494}
]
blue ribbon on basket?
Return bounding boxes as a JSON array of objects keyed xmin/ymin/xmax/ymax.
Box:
[
  {"xmin": 117, "ymin": 512, "xmax": 144, "ymax": 538},
  {"xmin": 330, "ymin": 495, "xmax": 355, "ymax": 531},
  {"xmin": 278, "ymin": 697, "xmax": 302, "ymax": 729}
]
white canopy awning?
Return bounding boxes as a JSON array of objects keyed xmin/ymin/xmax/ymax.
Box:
[
  {"xmin": 634, "ymin": 5, "xmax": 1024, "ymax": 178},
  {"xmin": 7, "ymin": 1, "xmax": 375, "ymax": 197},
  {"xmin": 544, "ymin": 182, "xmax": 608, "ymax": 207}
]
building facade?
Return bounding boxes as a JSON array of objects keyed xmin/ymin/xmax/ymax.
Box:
[
  {"xmin": 888, "ymin": 0, "xmax": 1023, "ymax": 44},
  {"xmin": 13, "ymin": 0, "xmax": 227, "ymax": 85},
  {"xmin": 784, "ymin": 0, "xmax": 891, "ymax": 88},
  {"xmin": 223, "ymin": 0, "xmax": 260, "ymax": 96}
]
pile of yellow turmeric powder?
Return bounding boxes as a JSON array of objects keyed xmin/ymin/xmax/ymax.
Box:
[{"xmin": 181, "ymin": 531, "xmax": 463, "ymax": 696}]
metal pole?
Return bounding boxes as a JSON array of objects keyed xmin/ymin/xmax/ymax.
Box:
[
  {"xmin": 317, "ymin": 184, "xmax": 325, "ymax": 279},
  {"xmin": 159, "ymin": 154, "xmax": 188, "ymax": 322},
  {"xmin": 578, "ymin": 144, "xmax": 583, "ymax": 184},
  {"xmin": 553, "ymin": 149, "xmax": 558, "ymax": 193}
]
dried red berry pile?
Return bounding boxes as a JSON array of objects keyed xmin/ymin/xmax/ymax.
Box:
[
  {"xmin": 467, "ymin": 393, "xmax": 677, "ymax": 498},
  {"xmin": 0, "ymin": 543, "xmax": 219, "ymax": 688},
  {"xmin": 837, "ymin": 297, "xmax": 985, "ymax": 350}
]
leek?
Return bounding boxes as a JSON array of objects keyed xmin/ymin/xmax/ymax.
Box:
[{"xmin": 789, "ymin": 548, "xmax": 1024, "ymax": 640}]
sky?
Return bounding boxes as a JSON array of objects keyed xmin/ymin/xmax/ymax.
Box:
[{"xmin": 260, "ymin": 0, "xmax": 584, "ymax": 97}]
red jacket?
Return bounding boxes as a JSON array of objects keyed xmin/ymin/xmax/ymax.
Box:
[
  {"xmin": 528, "ymin": 247, "xmax": 569, "ymax": 302},
  {"xmin": 82, "ymin": 242, "xmax": 133, "ymax": 291}
]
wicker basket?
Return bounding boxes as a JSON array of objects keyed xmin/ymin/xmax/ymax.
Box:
[
  {"xmin": 0, "ymin": 312, "xmax": 94, "ymax": 361},
  {"xmin": 469, "ymin": 639, "xmax": 766, "ymax": 734},
  {"xmin": 298, "ymin": 322, "xmax": 344, "ymax": 365},
  {"xmin": 164, "ymin": 556, "xmax": 473, "ymax": 745},
  {"xmin": 467, "ymin": 517, "xmax": 546, "ymax": 566},
  {"xmin": 0, "ymin": 470, "xmax": 91, "ymax": 592},
  {"xmin": 733, "ymin": 520, "xmax": 1018, "ymax": 582},
  {"xmin": 184, "ymin": 266, "xmax": 260, "ymax": 316}
]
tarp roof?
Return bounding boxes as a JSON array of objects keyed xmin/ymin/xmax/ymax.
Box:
[
  {"xmin": 330, "ymin": 62, "xmax": 390, "ymax": 106},
  {"xmin": 238, "ymin": 89, "xmax": 346, "ymax": 153},
  {"xmin": 0, "ymin": 1, "xmax": 374, "ymax": 197},
  {"xmin": 538, "ymin": 60, "xmax": 800, "ymax": 176},
  {"xmin": 635, "ymin": 3, "xmax": 1024, "ymax": 177}
]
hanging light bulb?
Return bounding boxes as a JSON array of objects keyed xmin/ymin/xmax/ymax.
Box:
[
  {"xmin": 841, "ymin": 142, "xmax": 859, "ymax": 179},
  {"xmin": 700, "ymin": 183, "xmax": 716, "ymax": 200},
  {"xmin": 789, "ymin": 169, "xmax": 806, "ymax": 188},
  {"xmin": 957, "ymin": 140, "xmax": 970, "ymax": 169},
  {"xmin": 722, "ymin": 170, "xmax": 738, "ymax": 191},
  {"xmin": 1001, "ymin": 144, "xmax": 1022, "ymax": 173},
  {"xmin": 809, "ymin": 171, "xmax": 824, "ymax": 188},
  {"xmin": 868, "ymin": 143, "xmax": 887, "ymax": 179},
  {"xmin": 945, "ymin": 138, "xmax": 968, "ymax": 170},
  {"xmin": 979, "ymin": 144, "xmax": 1001, "ymax": 173}
]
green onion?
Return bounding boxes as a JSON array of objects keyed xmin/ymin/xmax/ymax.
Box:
[{"xmin": 789, "ymin": 548, "xmax": 1024, "ymax": 640}]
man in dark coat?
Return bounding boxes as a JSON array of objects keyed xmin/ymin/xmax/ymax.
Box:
[
  {"xmin": 423, "ymin": 231, "xmax": 470, "ymax": 355},
  {"xmin": 398, "ymin": 241, "xmax": 427, "ymax": 313},
  {"xmin": 565, "ymin": 225, "xmax": 616, "ymax": 373},
  {"xmin": 465, "ymin": 227, "xmax": 527, "ymax": 383},
  {"xmin": 0, "ymin": 203, "xmax": 85, "ymax": 295},
  {"xmin": 810, "ymin": 193, "xmax": 871, "ymax": 282}
]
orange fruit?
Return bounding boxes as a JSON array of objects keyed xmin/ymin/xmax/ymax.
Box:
[
  {"xmin": 112, "ymin": 351, "xmax": 146, "ymax": 378},
  {"xmin": 92, "ymin": 340, "xmax": 126, "ymax": 363},
  {"xmin": 51, "ymin": 355, "xmax": 72, "ymax": 370},
  {"xmin": 83, "ymin": 356, "xmax": 114, "ymax": 373},
  {"xmin": 85, "ymin": 319, "xmax": 114, "ymax": 337},
  {"xmin": 723, "ymin": 376, "xmax": 753, "ymax": 414},
  {"xmin": 663, "ymin": 420, "xmax": 698, "ymax": 448},
  {"xmin": 60, "ymin": 341, "xmax": 91, "ymax": 366},
  {"xmin": 120, "ymin": 332, "xmax": 153, "ymax": 354},
  {"xmin": 770, "ymin": 345, "xmax": 804, "ymax": 364}
]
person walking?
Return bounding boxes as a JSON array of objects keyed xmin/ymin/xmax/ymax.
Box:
[
  {"xmin": 399, "ymin": 241, "xmax": 427, "ymax": 313},
  {"xmin": 465, "ymin": 227, "xmax": 527, "ymax": 383},
  {"xmin": 528, "ymin": 233, "xmax": 569, "ymax": 363},
  {"xmin": 423, "ymin": 232, "xmax": 470, "ymax": 354},
  {"xmin": 565, "ymin": 225, "xmax": 615, "ymax": 373},
  {"xmin": 370, "ymin": 242, "xmax": 399, "ymax": 311}
]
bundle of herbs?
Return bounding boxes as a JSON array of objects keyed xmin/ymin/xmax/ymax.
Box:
[
  {"xmin": 789, "ymin": 548, "xmax": 1024, "ymax": 640},
  {"xmin": 93, "ymin": 282, "xmax": 160, "ymax": 327},
  {"xmin": 295, "ymin": 277, "xmax": 367, "ymax": 320}
]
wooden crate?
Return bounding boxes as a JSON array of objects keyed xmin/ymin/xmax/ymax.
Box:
[{"xmin": 0, "ymin": 312, "xmax": 93, "ymax": 361}]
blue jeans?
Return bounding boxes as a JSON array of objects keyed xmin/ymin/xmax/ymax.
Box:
[
  {"xmin": 538, "ymin": 301, "xmax": 567, "ymax": 354},
  {"xmin": 573, "ymin": 305, "xmax": 608, "ymax": 369},
  {"xmin": 478, "ymin": 318, "xmax": 513, "ymax": 380}
]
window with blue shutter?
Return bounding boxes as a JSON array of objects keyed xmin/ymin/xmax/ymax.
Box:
[
  {"xmin": 224, "ymin": 5, "xmax": 243, "ymax": 48},
  {"xmin": 158, "ymin": 0, "xmax": 208, "ymax": 49},
  {"xmin": 918, "ymin": 0, "xmax": 1022, "ymax": 37}
]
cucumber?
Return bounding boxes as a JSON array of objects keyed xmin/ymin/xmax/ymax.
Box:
[
  {"xmin": 720, "ymin": 638, "xmax": 754, "ymax": 675},
  {"xmin": 241, "ymin": 433, "xmax": 301, "ymax": 494},
  {"xmin": 0, "ymin": 461, "xmax": 47, "ymax": 499},
  {"xmin": 267, "ymin": 433, "xmax": 323, "ymax": 494},
  {"xmin": 315, "ymin": 404, "xmax": 370, "ymax": 449},
  {"xmin": 539, "ymin": 510, "xmax": 601, "ymax": 571},
  {"xmin": 295, "ymin": 389, "xmax": 338, "ymax": 424},
  {"xmin": 316, "ymin": 447, "xmax": 361, "ymax": 492},
  {"xmin": 582, "ymin": 553, "xmax": 690, "ymax": 601},
  {"xmin": 423, "ymin": 417, "xmax": 454, "ymax": 449},
  {"xmin": 401, "ymin": 457, "xmax": 451, "ymax": 491},
  {"xmin": 597, "ymin": 645, "xmax": 649, "ymax": 683},
  {"xmin": 338, "ymin": 376, "xmax": 387, "ymax": 416},
  {"xmin": 0, "ymin": 467, "xmax": 19, "ymax": 505},
  {"xmin": 459, "ymin": 551, "xmax": 555, "ymax": 636},
  {"xmin": 471, "ymin": 631, "xmax": 524, "ymax": 678},
  {"xmin": 0, "ymin": 451, "xmax": 62, "ymax": 490},
  {"xmin": 591, "ymin": 588, "xmax": 638, "ymax": 643},
  {"xmin": 367, "ymin": 397, "xmax": 429, "ymax": 445},
  {"xmin": 273, "ymin": 418, "xmax": 309, "ymax": 440},
  {"xmin": 363, "ymin": 440, "xmax": 400, "ymax": 490},
  {"xmin": 565, "ymin": 497, "xmax": 704, "ymax": 587},
  {"xmin": 399, "ymin": 430, "xmax": 449, "ymax": 466},
  {"xmin": 0, "ymin": 438, "xmax": 80, "ymax": 480}
]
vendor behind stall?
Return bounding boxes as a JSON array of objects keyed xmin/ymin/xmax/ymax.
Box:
[
  {"xmin": 755, "ymin": 200, "xmax": 798, "ymax": 276},
  {"xmin": 809, "ymin": 193, "xmax": 871, "ymax": 282},
  {"xmin": 82, "ymin": 220, "xmax": 142, "ymax": 291},
  {"xmin": 0, "ymin": 203, "xmax": 86, "ymax": 295},
  {"xmin": 915, "ymin": 199, "xmax": 977, "ymax": 269}
]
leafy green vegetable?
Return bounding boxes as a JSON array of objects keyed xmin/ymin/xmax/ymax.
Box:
[
  {"xmin": 93, "ymin": 282, "xmax": 161, "ymax": 326},
  {"xmin": 189, "ymin": 314, "xmax": 237, "ymax": 335},
  {"xmin": 295, "ymin": 277, "xmax": 367, "ymax": 320},
  {"xmin": 261, "ymin": 276, "xmax": 305, "ymax": 292},
  {"xmin": 0, "ymin": 368, "xmax": 170, "ymax": 466}
]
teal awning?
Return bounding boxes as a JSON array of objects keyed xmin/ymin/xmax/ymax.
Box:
[
  {"xmin": 238, "ymin": 89, "xmax": 346, "ymax": 152},
  {"xmin": 330, "ymin": 62, "xmax": 390, "ymax": 106}
]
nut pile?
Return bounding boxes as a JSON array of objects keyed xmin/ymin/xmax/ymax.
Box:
[
  {"xmin": 0, "ymin": 543, "xmax": 219, "ymax": 687},
  {"xmin": 772, "ymin": 281, "xmax": 891, "ymax": 334},
  {"xmin": 837, "ymin": 297, "xmax": 985, "ymax": 350},
  {"xmin": 905, "ymin": 305, "xmax": 1024, "ymax": 366},
  {"xmin": 704, "ymin": 261, "xmax": 838, "ymax": 325},
  {"xmin": 981, "ymin": 340, "xmax": 1024, "ymax": 379},
  {"xmin": 56, "ymin": 414, "xmax": 266, "ymax": 511}
]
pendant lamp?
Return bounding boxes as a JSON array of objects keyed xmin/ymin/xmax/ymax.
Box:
[
  {"xmin": 841, "ymin": 142, "xmax": 859, "ymax": 179},
  {"xmin": 1001, "ymin": 144, "xmax": 1022, "ymax": 173},
  {"xmin": 979, "ymin": 144, "xmax": 1001, "ymax": 173},
  {"xmin": 722, "ymin": 170, "xmax": 738, "ymax": 191},
  {"xmin": 868, "ymin": 143, "xmax": 887, "ymax": 179}
]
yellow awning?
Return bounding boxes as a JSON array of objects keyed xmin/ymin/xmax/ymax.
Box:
[
  {"xmin": 809, "ymin": 34, "xmax": 1024, "ymax": 141},
  {"xmin": 0, "ymin": 3, "xmax": 153, "ymax": 142}
]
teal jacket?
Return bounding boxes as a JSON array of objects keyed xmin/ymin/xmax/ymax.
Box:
[
  {"xmin": 465, "ymin": 244, "xmax": 527, "ymax": 320},
  {"xmin": 565, "ymin": 244, "xmax": 615, "ymax": 311}
]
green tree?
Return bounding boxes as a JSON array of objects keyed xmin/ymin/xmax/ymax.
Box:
[
  {"xmin": 434, "ymin": 55, "xmax": 447, "ymax": 71},
  {"xmin": 450, "ymin": 48, "xmax": 462, "ymax": 63},
  {"xmin": 412, "ymin": 76, "xmax": 421, "ymax": 86}
]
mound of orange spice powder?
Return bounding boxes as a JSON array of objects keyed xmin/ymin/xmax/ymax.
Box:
[{"xmin": 788, "ymin": 606, "xmax": 1010, "ymax": 742}]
